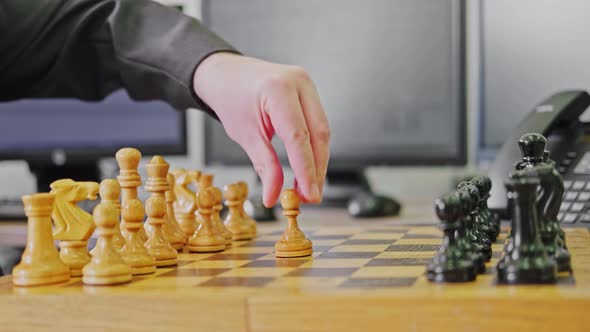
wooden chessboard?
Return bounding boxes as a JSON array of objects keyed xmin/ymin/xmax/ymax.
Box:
[{"xmin": 1, "ymin": 221, "xmax": 589, "ymax": 331}]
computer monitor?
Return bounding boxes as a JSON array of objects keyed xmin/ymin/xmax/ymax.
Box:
[
  {"xmin": 478, "ymin": 0, "xmax": 590, "ymax": 161},
  {"xmin": 202, "ymin": 0, "xmax": 466, "ymax": 203},
  {"xmin": 0, "ymin": 90, "xmax": 186, "ymax": 191}
]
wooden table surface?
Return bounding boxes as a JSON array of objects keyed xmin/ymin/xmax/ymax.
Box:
[{"xmin": 1, "ymin": 202, "xmax": 589, "ymax": 332}]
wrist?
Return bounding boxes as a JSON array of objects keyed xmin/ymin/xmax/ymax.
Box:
[{"xmin": 193, "ymin": 52, "xmax": 242, "ymax": 100}]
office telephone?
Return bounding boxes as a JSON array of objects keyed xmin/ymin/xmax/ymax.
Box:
[{"xmin": 488, "ymin": 90, "xmax": 590, "ymax": 225}]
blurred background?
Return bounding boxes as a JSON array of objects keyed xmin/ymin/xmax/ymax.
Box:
[{"xmin": 1, "ymin": 0, "xmax": 590, "ymax": 212}]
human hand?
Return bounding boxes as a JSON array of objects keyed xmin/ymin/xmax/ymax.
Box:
[{"xmin": 193, "ymin": 53, "xmax": 330, "ymax": 207}]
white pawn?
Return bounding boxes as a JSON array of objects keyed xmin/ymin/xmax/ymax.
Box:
[
  {"xmin": 145, "ymin": 196, "xmax": 178, "ymax": 267},
  {"xmin": 120, "ymin": 199, "xmax": 156, "ymax": 275},
  {"xmin": 82, "ymin": 202, "xmax": 132, "ymax": 285}
]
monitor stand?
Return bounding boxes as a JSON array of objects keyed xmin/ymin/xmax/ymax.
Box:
[
  {"xmin": 28, "ymin": 161, "xmax": 101, "ymax": 192},
  {"xmin": 322, "ymin": 169, "xmax": 372, "ymax": 207}
]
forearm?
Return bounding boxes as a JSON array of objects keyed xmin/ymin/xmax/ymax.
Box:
[{"xmin": 0, "ymin": 0, "xmax": 237, "ymax": 112}]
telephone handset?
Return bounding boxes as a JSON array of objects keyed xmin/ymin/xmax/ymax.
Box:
[{"xmin": 488, "ymin": 90, "xmax": 590, "ymax": 225}]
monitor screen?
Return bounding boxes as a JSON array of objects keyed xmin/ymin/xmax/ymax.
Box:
[
  {"xmin": 202, "ymin": 0, "xmax": 466, "ymax": 168},
  {"xmin": 0, "ymin": 90, "xmax": 186, "ymax": 161},
  {"xmin": 480, "ymin": 0, "xmax": 590, "ymax": 155}
]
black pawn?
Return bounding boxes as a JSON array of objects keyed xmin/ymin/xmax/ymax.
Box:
[
  {"xmin": 427, "ymin": 193, "xmax": 477, "ymax": 283},
  {"xmin": 496, "ymin": 173, "xmax": 557, "ymax": 284},
  {"xmin": 457, "ymin": 183, "xmax": 493, "ymax": 261}
]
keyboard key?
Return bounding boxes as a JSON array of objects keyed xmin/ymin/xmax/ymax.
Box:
[
  {"xmin": 570, "ymin": 202, "xmax": 585, "ymax": 212},
  {"xmin": 558, "ymin": 212, "xmax": 564, "ymax": 221},
  {"xmin": 561, "ymin": 159, "xmax": 572, "ymax": 166},
  {"xmin": 578, "ymin": 192, "xmax": 590, "ymax": 202},
  {"xmin": 564, "ymin": 180, "xmax": 573, "ymax": 190},
  {"xmin": 579, "ymin": 214, "xmax": 590, "ymax": 223},
  {"xmin": 572, "ymin": 181, "xmax": 586, "ymax": 190},
  {"xmin": 564, "ymin": 192, "xmax": 578, "ymax": 201},
  {"xmin": 567, "ymin": 152, "xmax": 578, "ymax": 159},
  {"xmin": 585, "ymin": 183, "xmax": 590, "ymax": 191},
  {"xmin": 562, "ymin": 213, "xmax": 578, "ymax": 224},
  {"xmin": 558, "ymin": 167, "xmax": 567, "ymax": 174},
  {"xmin": 560, "ymin": 202, "xmax": 571, "ymax": 212}
]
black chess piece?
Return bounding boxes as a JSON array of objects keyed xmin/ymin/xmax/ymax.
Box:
[
  {"xmin": 515, "ymin": 133, "xmax": 547, "ymax": 170},
  {"xmin": 457, "ymin": 186, "xmax": 492, "ymax": 262},
  {"xmin": 542, "ymin": 149, "xmax": 567, "ymax": 249},
  {"xmin": 496, "ymin": 172, "xmax": 557, "ymax": 284},
  {"xmin": 469, "ymin": 176, "xmax": 500, "ymax": 242},
  {"xmin": 455, "ymin": 197, "xmax": 486, "ymax": 275},
  {"xmin": 481, "ymin": 176, "xmax": 501, "ymax": 240},
  {"xmin": 427, "ymin": 193, "xmax": 477, "ymax": 283},
  {"xmin": 522, "ymin": 165, "xmax": 571, "ymax": 272}
]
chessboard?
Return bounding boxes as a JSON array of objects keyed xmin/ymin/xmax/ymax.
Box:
[{"xmin": 1, "ymin": 221, "xmax": 589, "ymax": 332}]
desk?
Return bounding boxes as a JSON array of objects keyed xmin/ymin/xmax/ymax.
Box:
[{"xmin": 0, "ymin": 203, "xmax": 588, "ymax": 332}]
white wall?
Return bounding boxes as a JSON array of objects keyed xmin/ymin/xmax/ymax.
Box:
[{"xmin": 0, "ymin": 0, "xmax": 481, "ymax": 201}]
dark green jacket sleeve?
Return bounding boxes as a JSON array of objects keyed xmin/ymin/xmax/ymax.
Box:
[{"xmin": 0, "ymin": 0, "xmax": 237, "ymax": 113}]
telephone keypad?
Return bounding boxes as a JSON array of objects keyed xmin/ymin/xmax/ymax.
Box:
[{"xmin": 559, "ymin": 177, "xmax": 590, "ymax": 224}]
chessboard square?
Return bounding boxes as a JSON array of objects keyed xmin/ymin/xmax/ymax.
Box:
[
  {"xmin": 364, "ymin": 227, "xmax": 411, "ymax": 232},
  {"xmin": 159, "ymin": 268, "xmax": 231, "ymax": 277},
  {"xmin": 308, "ymin": 235, "xmax": 353, "ymax": 240},
  {"xmin": 328, "ymin": 244, "xmax": 389, "ymax": 252},
  {"xmin": 317, "ymin": 252, "xmax": 380, "ymax": 259},
  {"xmin": 219, "ymin": 267, "xmax": 295, "ymax": 277},
  {"xmin": 312, "ymin": 246, "xmax": 335, "ymax": 253},
  {"xmin": 222, "ymin": 247, "xmax": 275, "ymax": 254},
  {"xmin": 393, "ymin": 239, "xmax": 442, "ymax": 245},
  {"xmin": 184, "ymin": 260, "xmax": 251, "ymax": 269},
  {"xmin": 375, "ymin": 251, "xmax": 437, "ymax": 259},
  {"xmin": 313, "ymin": 239, "xmax": 348, "ymax": 246},
  {"xmin": 176, "ymin": 259, "xmax": 200, "ymax": 266},
  {"xmin": 352, "ymin": 266, "xmax": 425, "ymax": 278},
  {"xmin": 401, "ymin": 234, "xmax": 442, "ymax": 239},
  {"xmin": 238, "ymin": 241, "xmax": 276, "ymax": 248},
  {"xmin": 203, "ymin": 253, "xmax": 268, "ymax": 261},
  {"xmin": 199, "ymin": 277, "xmax": 275, "ymax": 288},
  {"xmin": 299, "ymin": 258, "xmax": 371, "ymax": 268},
  {"xmin": 177, "ymin": 253, "xmax": 215, "ymax": 261},
  {"xmin": 386, "ymin": 244, "xmax": 440, "ymax": 252},
  {"xmin": 406, "ymin": 226, "xmax": 440, "ymax": 234},
  {"xmin": 265, "ymin": 276, "xmax": 347, "ymax": 289},
  {"xmin": 312, "ymin": 228, "xmax": 362, "ymax": 236},
  {"xmin": 341, "ymin": 239, "xmax": 397, "ymax": 245},
  {"xmin": 365, "ymin": 258, "xmax": 431, "ymax": 266},
  {"xmin": 285, "ymin": 268, "xmax": 359, "ymax": 277},
  {"xmin": 340, "ymin": 277, "xmax": 417, "ymax": 288},
  {"xmin": 129, "ymin": 276, "xmax": 213, "ymax": 288},
  {"xmin": 349, "ymin": 233, "xmax": 404, "ymax": 240},
  {"xmin": 242, "ymin": 259, "xmax": 308, "ymax": 268}
]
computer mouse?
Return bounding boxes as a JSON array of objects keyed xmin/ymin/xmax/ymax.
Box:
[
  {"xmin": 347, "ymin": 192, "xmax": 401, "ymax": 218},
  {"xmin": 245, "ymin": 197, "xmax": 277, "ymax": 222}
]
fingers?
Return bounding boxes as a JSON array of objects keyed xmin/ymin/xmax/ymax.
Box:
[
  {"xmin": 265, "ymin": 80, "xmax": 320, "ymax": 203},
  {"xmin": 296, "ymin": 77, "xmax": 331, "ymax": 198},
  {"xmin": 240, "ymin": 132, "xmax": 284, "ymax": 207}
]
